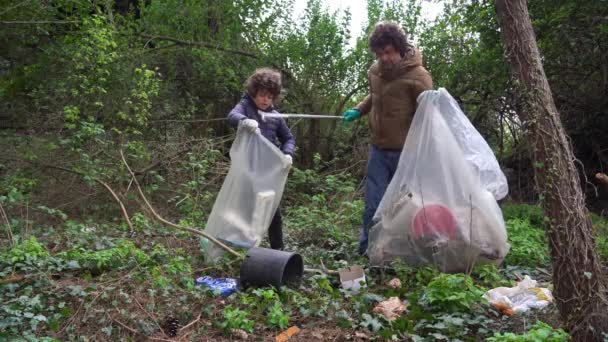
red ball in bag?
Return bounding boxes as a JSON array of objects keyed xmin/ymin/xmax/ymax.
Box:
[{"xmin": 412, "ymin": 204, "xmax": 457, "ymax": 240}]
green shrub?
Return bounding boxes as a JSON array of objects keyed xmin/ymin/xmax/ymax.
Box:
[
  {"xmin": 59, "ymin": 239, "xmax": 149, "ymax": 273},
  {"xmin": 501, "ymin": 203, "xmax": 544, "ymax": 228},
  {"xmin": 591, "ymin": 213, "xmax": 608, "ymax": 260},
  {"xmin": 219, "ymin": 306, "xmax": 254, "ymax": 333},
  {"xmin": 504, "ymin": 218, "xmax": 549, "ymax": 267},
  {"xmin": 487, "ymin": 321, "xmax": 569, "ymax": 341},
  {"xmin": 5, "ymin": 236, "xmax": 49, "ymax": 265},
  {"xmin": 471, "ymin": 263, "xmax": 510, "ymax": 288},
  {"xmin": 420, "ymin": 273, "xmax": 485, "ymax": 312}
]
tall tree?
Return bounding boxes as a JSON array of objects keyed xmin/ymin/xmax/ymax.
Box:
[{"xmin": 495, "ymin": 0, "xmax": 608, "ymax": 340}]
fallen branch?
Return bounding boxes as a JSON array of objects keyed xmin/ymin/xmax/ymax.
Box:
[
  {"xmin": 0, "ymin": 274, "xmax": 26, "ymax": 284},
  {"xmin": 121, "ymin": 148, "xmax": 339, "ymax": 275},
  {"xmin": 134, "ymin": 297, "xmax": 168, "ymax": 339},
  {"xmin": 10, "ymin": 159, "xmax": 134, "ymax": 231},
  {"xmin": 119, "ymin": 148, "xmax": 241, "ymax": 258},
  {"xmin": 112, "ymin": 316, "xmax": 175, "ymax": 342},
  {"xmin": 303, "ymin": 267, "xmax": 338, "ymax": 275},
  {"xmin": 179, "ymin": 313, "xmax": 201, "ymax": 333},
  {"xmin": 40, "ymin": 164, "xmax": 134, "ymax": 231}
]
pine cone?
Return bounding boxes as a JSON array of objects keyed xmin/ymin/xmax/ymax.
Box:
[{"xmin": 163, "ymin": 315, "xmax": 179, "ymax": 337}]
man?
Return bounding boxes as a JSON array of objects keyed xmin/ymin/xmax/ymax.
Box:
[{"xmin": 342, "ymin": 21, "xmax": 433, "ymax": 254}]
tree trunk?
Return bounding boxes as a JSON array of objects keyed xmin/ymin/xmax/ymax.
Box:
[{"xmin": 495, "ymin": 1, "xmax": 608, "ymax": 340}]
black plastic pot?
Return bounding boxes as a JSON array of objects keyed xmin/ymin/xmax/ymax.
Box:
[{"xmin": 239, "ymin": 247, "xmax": 303, "ymax": 288}]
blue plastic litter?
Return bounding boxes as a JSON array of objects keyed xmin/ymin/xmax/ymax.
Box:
[{"xmin": 195, "ymin": 276, "xmax": 239, "ymax": 297}]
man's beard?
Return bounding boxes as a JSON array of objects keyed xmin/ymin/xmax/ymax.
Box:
[{"xmin": 380, "ymin": 59, "xmax": 401, "ymax": 73}]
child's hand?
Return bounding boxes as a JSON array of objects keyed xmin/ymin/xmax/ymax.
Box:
[
  {"xmin": 284, "ymin": 155, "xmax": 293, "ymax": 169},
  {"xmin": 240, "ymin": 118, "xmax": 259, "ymax": 131}
]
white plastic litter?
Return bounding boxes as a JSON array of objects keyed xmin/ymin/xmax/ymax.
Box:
[
  {"xmin": 202, "ymin": 126, "xmax": 291, "ymax": 261},
  {"xmin": 484, "ymin": 276, "xmax": 553, "ymax": 314},
  {"xmin": 367, "ymin": 88, "xmax": 509, "ymax": 272}
]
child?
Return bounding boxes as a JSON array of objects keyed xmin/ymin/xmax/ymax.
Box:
[{"xmin": 227, "ymin": 68, "xmax": 295, "ymax": 250}]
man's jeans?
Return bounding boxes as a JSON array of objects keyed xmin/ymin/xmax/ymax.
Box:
[{"xmin": 359, "ymin": 145, "xmax": 402, "ymax": 254}]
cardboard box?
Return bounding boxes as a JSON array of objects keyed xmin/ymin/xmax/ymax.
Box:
[{"xmin": 339, "ymin": 265, "xmax": 366, "ymax": 294}]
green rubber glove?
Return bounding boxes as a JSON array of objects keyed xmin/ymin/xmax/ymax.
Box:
[{"xmin": 342, "ymin": 109, "xmax": 361, "ymax": 122}]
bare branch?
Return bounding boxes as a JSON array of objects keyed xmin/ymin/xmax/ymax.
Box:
[
  {"xmin": 0, "ymin": 20, "xmax": 80, "ymax": 25},
  {"xmin": 0, "ymin": 202, "xmax": 13, "ymax": 247},
  {"xmin": 0, "ymin": 0, "xmax": 31, "ymax": 16},
  {"xmin": 112, "ymin": 316, "xmax": 174, "ymax": 342},
  {"xmin": 35, "ymin": 163, "xmax": 134, "ymax": 231},
  {"xmin": 119, "ymin": 148, "xmax": 242, "ymax": 258},
  {"xmin": 139, "ymin": 33, "xmax": 258, "ymax": 59},
  {"xmin": 0, "ymin": 274, "xmax": 26, "ymax": 284},
  {"xmin": 2, "ymin": 157, "xmax": 134, "ymax": 231},
  {"xmin": 179, "ymin": 313, "xmax": 202, "ymax": 333},
  {"xmin": 149, "ymin": 118, "xmax": 227, "ymax": 124}
]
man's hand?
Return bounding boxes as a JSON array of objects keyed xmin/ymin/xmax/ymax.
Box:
[
  {"xmin": 240, "ymin": 118, "xmax": 259, "ymax": 131},
  {"xmin": 342, "ymin": 109, "xmax": 361, "ymax": 122}
]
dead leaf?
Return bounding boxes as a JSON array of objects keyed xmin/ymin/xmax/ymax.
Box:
[
  {"xmin": 355, "ymin": 331, "xmax": 369, "ymax": 340},
  {"xmin": 276, "ymin": 326, "xmax": 300, "ymax": 342},
  {"xmin": 387, "ymin": 278, "xmax": 402, "ymax": 289},
  {"xmin": 311, "ymin": 331, "xmax": 324, "ymax": 339},
  {"xmin": 492, "ymin": 302, "xmax": 514, "ymax": 316},
  {"xmin": 373, "ymin": 297, "xmax": 406, "ymax": 321}
]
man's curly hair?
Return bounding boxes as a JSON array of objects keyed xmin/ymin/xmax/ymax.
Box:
[
  {"xmin": 244, "ymin": 68, "xmax": 283, "ymax": 99},
  {"xmin": 369, "ymin": 21, "xmax": 412, "ymax": 57}
]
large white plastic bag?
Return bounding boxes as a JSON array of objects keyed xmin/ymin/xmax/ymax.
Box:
[
  {"xmin": 434, "ymin": 88, "xmax": 508, "ymax": 200},
  {"xmin": 202, "ymin": 126, "xmax": 290, "ymax": 261},
  {"xmin": 368, "ymin": 89, "xmax": 509, "ymax": 272}
]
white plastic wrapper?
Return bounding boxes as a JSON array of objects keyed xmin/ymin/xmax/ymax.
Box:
[
  {"xmin": 484, "ymin": 276, "xmax": 553, "ymax": 314},
  {"xmin": 368, "ymin": 88, "xmax": 509, "ymax": 272},
  {"xmin": 202, "ymin": 126, "xmax": 291, "ymax": 261}
]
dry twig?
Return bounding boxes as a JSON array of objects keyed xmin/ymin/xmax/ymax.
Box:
[
  {"xmin": 112, "ymin": 316, "xmax": 175, "ymax": 342},
  {"xmin": 16, "ymin": 160, "xmax": 134, "ymax": 231},
  {"xmin": 0, "ymin": 202, "xmax": 13, "ymax": 247},
  {"xmin": 119, "ymin": 148, "xmax": 241, "ymax": 258}
]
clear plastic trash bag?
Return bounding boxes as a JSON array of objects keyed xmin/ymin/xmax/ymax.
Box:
[
  {"xmin": 202, "ymin": 126, "xmax": 291, "ymax": 261},
  {"xmin": 368, "ymin": 88, "xmax": 509, "ymax": 272}
]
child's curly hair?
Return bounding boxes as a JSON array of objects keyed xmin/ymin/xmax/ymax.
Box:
[
  {"xmin": 368, "ymin": 21, "xmax": 412, "ymax": 57},
  {"xmin": 245, "ymin": 68, "xmax": 283, "ymax": 99}
]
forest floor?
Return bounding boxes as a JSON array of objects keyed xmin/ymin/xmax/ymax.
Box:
[{"xmin": 1, "ymin": 201, "xmax": 606, "ymax": 341}]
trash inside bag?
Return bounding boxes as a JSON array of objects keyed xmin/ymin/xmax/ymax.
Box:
[
  {"xmin": 367, "ymin": 88, "xmax": 509, "ymax": 272},
  {"xmin": 436, "ymin": 89, "xmax": 508, "ymax": 200},
  {"xmin": 484, "ymin": 275, "xmax": 553, "ymax": 315},
  {"xmin": 195, "ymin": 276, "xmax": 239, "ymax": 297},
  {"xmin": 202, "ymin": 126, "xmax": 290, "ymax": 261}
]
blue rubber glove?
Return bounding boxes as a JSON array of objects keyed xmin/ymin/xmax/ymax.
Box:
[{"xmin": 342, "ymin": 109, "xmax": 361, "ymax": 122}]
